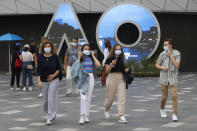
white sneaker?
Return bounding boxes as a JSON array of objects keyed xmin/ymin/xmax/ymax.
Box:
[
  {"xmin": 38, "ymin": 93, "xmax": 43, "ymax": 98},
  {"xmin": 84, "ymin": 115, "xmax": 90, "ymax": 123},
  {"xmin": 79, "ymin": 116, "xmax": 84, "ymax": 125},
  {"xmin": 15, "ymin": 88, "xmax": 20, "ymax": 91},
  {"xmin": 23, "ymin": 87, "xmax": 26, "ymax": 91},
  {"xmin": 29, "ymin": 87, "xmax": 32, "ymax": 91},
  {"xmin": 160, "ymin": 109, "xmax": 167, "ymax": 118},
  {"xmin": 104, "ymin": 111, "xmax": 110, "ymax": 119},
  {"xmin": 10, "ymin": 87, "xmax": 14, "ymax": 91},
  {"xmin": 172, "ymin": 114, "xmax": 178, "ymax": 122},
  {"xmin": 118, "ymin": 115, "xmax": 127, "ymax": 124},
  {"xmin": 46, "ymin": 119, "xmax": 52, "ymax": 125}
]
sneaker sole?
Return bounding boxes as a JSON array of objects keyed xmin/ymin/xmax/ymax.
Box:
[
  {"xmin": 66, "ymin": 94, "xmax": 72, "ymax": 97},
  {"xmin": 173, "ymin": 120, "xmax": 178, "ymax": 122},
  {"xmin": 79, "ymin": 122, "xmax": 84, "ymax": 125},
  {"xmin": 118, "ymin": 120, "xmax": 127, "ymax": 124},
  {"xmin": 105, "ymin": 117, "xmax": 110, "ymax": 120},
  {"xmin": 46, "ymin": 122, "xmax": 52, "ymax": 125}
]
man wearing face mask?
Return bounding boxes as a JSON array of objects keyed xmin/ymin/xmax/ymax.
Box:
[
  {"xmin": 64, "ymin": 37, "xmax": 81, "ymax": 97},
  {"xmin": 155, "ymin": 38, "xmax": 181, "ymax": 122}
]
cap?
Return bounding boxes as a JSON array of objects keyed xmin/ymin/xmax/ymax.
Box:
[{"xmin": 24, "ymin": 44, "xmax": 30, "ymax": 48}]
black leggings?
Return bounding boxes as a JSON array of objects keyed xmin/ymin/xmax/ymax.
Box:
[{"xmin": 10, "ymin": 67, "xmax": 22, "ymax": 87}]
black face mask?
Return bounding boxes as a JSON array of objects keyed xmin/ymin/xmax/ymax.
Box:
[{"xmin": 24, "ymin": 47, "xmax": 28, "ymax": 52}]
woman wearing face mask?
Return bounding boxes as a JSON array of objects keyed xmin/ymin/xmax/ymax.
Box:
[
  {"xmin": 104, "ymin": 44, "xmax": 129, "ymax": 124},
  {"xmin": 37, "ymin": 41, "xmax": 62, "ymax": 125},
  {"xmin": 76, "ymin": 44, "xmax": 101, "ymax": 125}
]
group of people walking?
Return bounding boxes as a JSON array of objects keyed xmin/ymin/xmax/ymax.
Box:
[{"xmin": 10, "ymin": 37, "xmax": 181, "ymax": 125}]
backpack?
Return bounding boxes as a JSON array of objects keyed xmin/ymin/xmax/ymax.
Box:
[{"xmin": 15, "ymin": 51, "xmax": 22, "ymax": 68}]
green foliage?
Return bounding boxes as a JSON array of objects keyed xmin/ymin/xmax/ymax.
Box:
[{"xmin": 125, "ymin": 57, "xmax": 160, "ymax": 77}]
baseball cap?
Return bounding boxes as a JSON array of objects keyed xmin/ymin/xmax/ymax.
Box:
[{"xmin": 24, "ymin": 44, "xmax": 30, "ymax": 48}]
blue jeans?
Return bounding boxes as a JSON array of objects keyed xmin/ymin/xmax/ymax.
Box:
[{"xmin": 22, "ymin": 62, "xmax": 33, "ymax": 87}]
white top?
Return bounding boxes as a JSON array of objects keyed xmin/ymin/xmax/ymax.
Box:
[
  {"xmin": 102, "ymin": 48, "xmax": 109, "ymax": 66},
  {"xmin": 21, "ymin": 51, "xmax": 33, "ymax": 62}
]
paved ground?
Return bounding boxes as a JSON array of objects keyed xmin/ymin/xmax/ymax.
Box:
[{"xmin": 0, "ymin": 73, "xmax": 197, "ymax": 131}]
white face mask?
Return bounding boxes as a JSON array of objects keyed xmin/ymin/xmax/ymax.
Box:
[
  {"xmin": 115, "ymin": 50, "xmax": 122, "ymax": 55},
  {"xmin": 163, "ymin": 46, "xmax": 169, "ymax": 51},
  {"xmin": 83, "ymin": 50, "xmax": 91, "ymax": 56},
  {"xmin": 44, "ymin": 47, "xmax": 51, "ymax": 53}
]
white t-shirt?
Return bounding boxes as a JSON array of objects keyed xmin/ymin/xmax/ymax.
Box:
[
  {"xmin": 102, "ymin": 48, "xmax": 109, "ymax": 66},
  {"xmin": 22, "ymin": 51, "xmax": 33, "ymax": 62}
]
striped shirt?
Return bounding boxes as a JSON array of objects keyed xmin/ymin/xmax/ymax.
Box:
[
  {"xmin": 82, "ymin": 56, "xmax": 93, "ymax": 73},
  {"xmin": 156, "ymin": 50, "xmax": 181, "ymax": 86}
]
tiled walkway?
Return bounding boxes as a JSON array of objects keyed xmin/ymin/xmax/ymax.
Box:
[{"xmin": 0, "ymin": 73, "xmax": 197, "ymax": 131}]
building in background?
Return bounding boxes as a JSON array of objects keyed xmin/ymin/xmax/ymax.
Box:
[{"xmin": 0, "ymin": 0, "xmax": 197, "ymax": 72}]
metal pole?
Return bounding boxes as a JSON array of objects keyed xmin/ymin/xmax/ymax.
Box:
[{"xmin": 8, "ymin": 43, "xmax": 11, "ymax": 74}]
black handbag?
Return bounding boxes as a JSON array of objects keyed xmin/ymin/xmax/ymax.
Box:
[{"xmin": 123, "ymin": 68, "xmax": 134, "ymax": 89}]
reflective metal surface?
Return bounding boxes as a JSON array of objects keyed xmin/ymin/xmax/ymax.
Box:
[{"xmin": 96, "ymin": 2, "xmax": 161, "ymax": 61}]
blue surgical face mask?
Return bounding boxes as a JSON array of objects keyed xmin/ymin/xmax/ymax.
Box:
[
  {"xmin": 163, "ymin": 46, "xmax": 169, "ymax": 51},
  {"xmin": 72, "ymin": 42, "xmax": 77, "ymax": 46},
  {"xmin": 44, "ymin": 47, "xmax": 51, "ymax": 53},
  {"xmin": 83, "ymin": 50, "xmax": 90, "ymax": 56},
  {"xmin": 115, "ymin": 50, "xmax": 122, "ymax": 55}
]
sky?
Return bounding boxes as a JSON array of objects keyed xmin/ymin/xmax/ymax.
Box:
[{"xmin": 54, "ymin": 5, "xmax": 79, "ymax": 30}]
